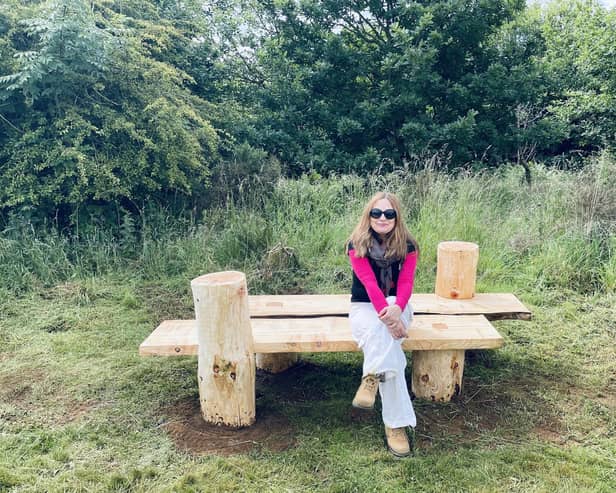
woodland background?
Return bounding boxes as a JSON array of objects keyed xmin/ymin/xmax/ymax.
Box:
[
  {"xmin": 0, "ymin": 2, "xmax": 615, "ymax": 492},
  {"xmin": 1, "ymin": 0, "xmax": 616, "ymax": 230}
]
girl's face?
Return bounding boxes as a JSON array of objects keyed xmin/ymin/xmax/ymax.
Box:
[{"xmin": 369, "ymin": 198, "xmax": 396, "ymax": 237}]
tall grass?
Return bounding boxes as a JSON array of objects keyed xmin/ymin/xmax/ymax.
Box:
[
  {"xmin": 1, "ymin": 156, "xmax": 615, "ymax": 492},
  {"xmin": 1, "ymin": 154, "xmax": 615, "ymax": 296}
]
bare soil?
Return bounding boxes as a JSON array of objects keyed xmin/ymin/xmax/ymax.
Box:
[
  {"xmin": 162, "ymin": 398, "xmax": 295, "ymax": 456},
  {"xmin": 0, "ymin": 369, "xmax": 43, "ymax": 405},
  {"xmin": 159, "ymin": 363, "xmax": 335, "ymax": 456}
]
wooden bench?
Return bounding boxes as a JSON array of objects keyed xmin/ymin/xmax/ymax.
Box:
[
  {"xmin": 143, "ymin": 310, "xmax": 507, "ymax": 355},
  {"xmin": 139, "ymin": 242, "xmax": 530, "ymax": 428},
  {"xmin": 140, "ymin": 293, "xmax": 529, "ymax": 356}
]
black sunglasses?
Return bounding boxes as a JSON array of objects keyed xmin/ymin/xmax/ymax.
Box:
[{"xmin": 369, "ymin": 208, "xmax": 397, "ymax": 220}]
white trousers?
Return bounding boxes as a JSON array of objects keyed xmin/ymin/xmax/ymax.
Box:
[{"xmin": 349, "ymin": 297, "xmax": 416, "ymax": 428}]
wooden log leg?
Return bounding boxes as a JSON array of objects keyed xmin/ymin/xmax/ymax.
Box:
[
  {"xmin": 191, "ymin": 271, "xmax": 255, "ymax": 428},
  {"xmin": 256, "ymin": 353, "xmax": 299, "ymax": 373},
  {"xmin": 411, "ymin": 349, "xmax": 465, "ymax": 402}
]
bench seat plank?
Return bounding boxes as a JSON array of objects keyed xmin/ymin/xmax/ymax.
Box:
[
  {"xmin": 139, "ymin": 315, "xmax": 503, "ymax": 356},
  {"xmin": 249, "ymin": 293, "xmax": 530, "ymax": 320}
]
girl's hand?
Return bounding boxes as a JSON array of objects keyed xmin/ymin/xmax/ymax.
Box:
[
  {"xmin": 378, "ymin": 304, "xmax": 402, "ymax": 325},
  {"xmin": 387, "ymin": 320, "xmax": 407, "ymax": 340},
  {"xmin": 379, "ymin": 304, "xmax": 405, "ymax": 338}
]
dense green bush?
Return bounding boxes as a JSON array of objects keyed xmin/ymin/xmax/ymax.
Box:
[
  {"xmin": 0, "ymin": 0, "xmax": 219, "ymax": 224},
  {"xmin": 205, "ymin": 0, "xmax": 616, "ymax": 174},
  {"xmin": 540, "ymin": 0, "xmax": 616, "ymax": 155},
  {"xmin": 2, "ymin": 0, "xmax": 616, "ymax": 229}
]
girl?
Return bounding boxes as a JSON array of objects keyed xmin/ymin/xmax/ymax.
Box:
[{"xmin": 347, "ymin": 191, "xmax": 419, "ymax": 457}]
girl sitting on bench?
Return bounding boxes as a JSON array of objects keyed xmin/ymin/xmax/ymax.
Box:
[{"xmin": 347, "ymin": 191, "xmax": 419, "ymax": 457}]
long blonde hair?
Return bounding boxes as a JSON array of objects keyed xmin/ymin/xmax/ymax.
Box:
[{"xmin": 348, "ymin": 192, "xmax": 419, "ymax": 259}]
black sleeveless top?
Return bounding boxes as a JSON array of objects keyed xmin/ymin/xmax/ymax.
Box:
[{"xmin": 348, "ymin": 240, "xmax": 416, "ymax": 303}]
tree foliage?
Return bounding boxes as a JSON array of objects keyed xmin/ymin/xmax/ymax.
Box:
[
  {"xmin": 0, "ymin": 0, "xmax": 220, "ymax": 224},
  {"xmin": 216, "ymin": 0, "xmax": 552, "ymax": 173},
  {"xmin": 540, "ymin": 0, "xmax": 616, "ymax": 155},
  {"xmin": 1, "ymin": 0, "xmax": 615, "ymax": 226},
  {"xmin": 209, "ymin": 0, "xmax": 616, "ymax": 174}
]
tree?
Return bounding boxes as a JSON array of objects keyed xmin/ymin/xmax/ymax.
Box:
[
  {"xmin": 0, "ymin": 0, "xmax": 220, "ymax": 225},
  {"xmin": 214, "ymin": 0, "xmax": 557, "ymax": 174},
  {"xmin": 540, "ymin": 0, "xmax": 616, "ymax": 155}
]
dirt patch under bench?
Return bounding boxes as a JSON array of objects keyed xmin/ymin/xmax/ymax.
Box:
[{"xmin": 162, "ymin": 398, "xmax": 295, "ymax": 456}]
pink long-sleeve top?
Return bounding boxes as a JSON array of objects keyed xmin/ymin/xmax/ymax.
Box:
[{"xmin": 348, "ymin": 241, "xmax": 417, "ymax": 313}]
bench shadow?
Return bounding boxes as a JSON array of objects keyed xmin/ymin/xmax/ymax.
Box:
[
  {"xmin": 411, "ymin": 347, "xmax": 589, "ymax": 449},
  {"xmin": 159, "ymin": 345, "xmax": 596, "ymax": 455},
  {"xmin": 258, "ymin": 350, "xmax": 584, "ymax": 451}
]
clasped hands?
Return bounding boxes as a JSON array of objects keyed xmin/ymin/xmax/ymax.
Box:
[{"xmin": 378, "ymin": 304, "xmax": 407, "ymax": 340}]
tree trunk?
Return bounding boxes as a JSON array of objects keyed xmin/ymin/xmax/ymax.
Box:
[{"xmin": 191, "ymin": 271, "xmax": 255, "ymax": 428}]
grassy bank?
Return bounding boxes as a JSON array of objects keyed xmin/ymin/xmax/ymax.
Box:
[
  {"xmin": 1, "ymin": 155, "xmax": 615, "ymax": 297},
  {"xmin": 1, "ymin": 157, "xmax": 615, "ymax": 491}
]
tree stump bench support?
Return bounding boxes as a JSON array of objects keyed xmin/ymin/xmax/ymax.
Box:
[{"xmin": 139, "ymin": 242, "xmax": 531, "ymax": 427}]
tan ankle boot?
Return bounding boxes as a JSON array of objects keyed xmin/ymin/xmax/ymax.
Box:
[
  {"xmin": 385, "ymin": 426, "xmax": 411, "ymax": 457},
  {"xmin": 352, "ymin": 374, "xmax": 380, "ymax": 409}
]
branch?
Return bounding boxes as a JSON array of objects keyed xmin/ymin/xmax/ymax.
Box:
[
  {"xmin": 340, "ymin": 16, "xmax": 383, "ymax": 47},
  {"xmin": 232, "ymin": 45, "xmax": 266, "ymax": 86},
  {"xmin": 355, "ymin": 9, "xmax": 387, "ymax": 45},
  {"xmin": 371, "ymin": 1, "xmax": 394, "ymax": 42},
  {"xmin": 0, "ymin": 112, "xmax": 23, "ymax": 133}
]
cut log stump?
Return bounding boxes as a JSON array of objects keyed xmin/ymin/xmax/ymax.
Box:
[
  {"xmin": 191, "ymin": 271, "xmax": 255, "ymax": 428},
  {"xmin": 411, "ymin": 349, "xmax": 465, "ymax": 402},
  {"xmin": 411, "ymin": 241, "xmax": 479, "ymax": 401},
  {"xmin": 435, "ymin": 241, "xmax": 479, "ymax": 299},
  {"xmin": 256, "ymin": 353, "xmax": 299, "ymax": 373}
]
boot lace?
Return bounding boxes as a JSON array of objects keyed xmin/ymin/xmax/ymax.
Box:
[{"xmin": 389, "ymin": 427, "xmax": 406, "ymax": 439}]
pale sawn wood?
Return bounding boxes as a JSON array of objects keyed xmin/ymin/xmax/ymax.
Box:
[
  {"xmin": 411, "ymin": 349, "xmax": 466, "ymax": 402},
  {"xmin": 247, "ymin": 292, "xmax": 530, "ymax": 320},
  {"xmin": 191, "ymin": 271, "xmax": 255, "ymax": 428},
  {"xmin": 435, "ymin": 241, "xmax": 479, "ymax": 299},
  {"xmin": 255, "ymin": 353, "xmax": 299, "ymax": 373},
  {"xmin": 139, "ymin": 314, "xmax": 503, "ymax": 356}
]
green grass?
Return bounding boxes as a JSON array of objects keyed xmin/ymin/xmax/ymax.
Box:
[{"xmin": 1, "ymin": 157, "xmax": 615, "ymax": 491}]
